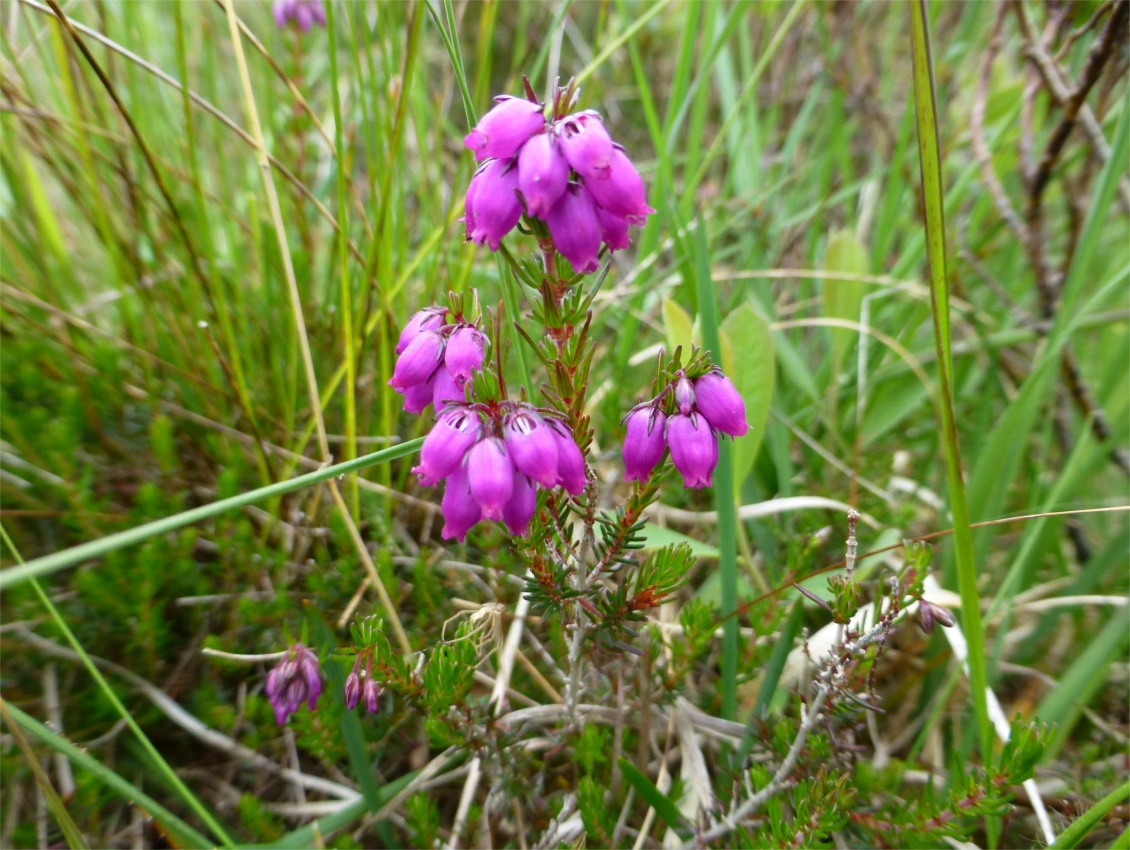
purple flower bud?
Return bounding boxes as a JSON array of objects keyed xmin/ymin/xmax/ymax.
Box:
[
  {"xmin": 584, "ymin": 148, "xmax": 654, "ymax": 225},
  {"xmin": 598, "ymin": 207, "xmax": 630, "ymax": 252},
  {"xmin": 343, "ymin": 671, "xmax": 362, "ymax": 710},
  {"xmin": 518, "ymin": 131, "xmax": 569, "ymax": 218},
  {"xmin": 469, "ymin": 159, "xmax": 522, "ymax": 251},
  {"xmin": 503, "ymin": 409, "xmax": 558, "ymax": 488},
  {"xmin": 402, "ymin": 376, "xmax": 434, "ymax": 414},
  {"xmin": 414, "ymin": 407, "xmax": 481, "ymax": 486},
  {"xmin": 463, "ymin": 96, "xmax": 546, "ymax": 162},
  {"xmin": 545, "ymin": 183, "xmax": 602, "ymax": 274},
  {"xmin": 396, "ymin": 307, "xmax": 446, "ymax": 355},
  {"xmin": 444, "ymin": 325, "xmax": 486, "ymax": 385},
  {"xmin": 918, "ymin": 600, "xmax": 955, "ymax": 635},
  {"xmin": 441, "ymin": 464, "xmax": 482, "ymax": 542},
  {"xmin": 298, "ymin": 649, "xmax": 323, "ymax": 710},
  {"xmin": 467, "ymin": 437, "xmax": 515, "ymax": 521},
  {"xmin": 546, "ymin": 419, "xmax": 587, "ymax": 496},
  {"xmin": 362, "ymin": 678, "xmax": 381, "ymax": 714},
  {"xmin": 558, "ymin": 112, "xmax": 613, "ymax": 180},
  {"xmin": 674, "ymin": 376, "xmax": 695, "ymax": 415},
  {"xmin": 432, "ymin": 366, "xmax": 464, "ymax": 411},
  {"xmin": 666, "ymin": 412, "xmax": 717, "ymax": 489},
  {"xmin": 694, "ymin": 369, "xmax": 748, "ymax": 437},
  {"xmin": 389, "ymin": 329, "xmax": 443, "ymax": 392},
  {"xmin": 503, "ymin": 473, "xmax": 538, "ymax": 536},
  {"xmin": 285, "ymin": 678, "xmax": 307, "ymax": 715},
  {"xmin": 622, "ymin": 406, "xmax": 667, "ymax": 482}
]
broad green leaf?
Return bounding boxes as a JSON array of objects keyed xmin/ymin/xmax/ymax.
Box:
[
  {"xmin": 638, "ymin": 523, "xmax": 720, "ymax": 559},
  {"xmin": 822, "ymin": 228, "xmax": 869, "ymax": 372},
  {"xmin": 720, "ymin": 304, "xmax": 775, "ymax": 492},
  {"xmin": 662, "ymin": 297, "xmax": 695, "ymax": 359}
]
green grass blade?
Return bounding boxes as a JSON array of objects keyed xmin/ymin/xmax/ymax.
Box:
[
  {"xmin": 0, "ymin": 700, "xmax": 88, "ymax": 849},
  {"xmin": 692, "ymin": 211, "xmax": 739, "ymax": 720},
  {"xmin": 1, "ymin": 701, "xmax": 212, "ymax": 849},
  {"xmin": 618, "ymin": 758, "xmax": 690, "ymax": 839},
  {"xmin": 1051, "ymin": 780, "xmax": 1130, "ymax": 849},
  {"xmin": 908, "ymin": 0, "xmax": 991, "ymax": 761},
  {"xmin": 0, "ymin": 439, "xmax": 423, "ymax": 590}
]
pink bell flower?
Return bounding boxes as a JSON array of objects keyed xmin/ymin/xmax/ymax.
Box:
[
  {"xmin": 583, "ymin": 148, "xmax": 654, "ymax": 225},
  {"xmin": 441, "ymin": 464, "xmax": 482, "ymax": 542},
  {"xmin": 694, "ymin": 369, "xmax": 748, "ymax": 437},
  {"xmin": 546, "ymin": 419, "xmax": 587, "ymax": 495},
  {"xmin": 389, "ymin": 329, "xmax": 443, "ymax": 392},
  {"xmin": 558, "ymin": 111, "xmax": 613, "ymax": 180},
  {"xmin": 466, "ymin": 437, "xmax": 515, "ymax": 521},
  {"xmin": 444, "ymin": 325, "xmax": 486, "ymax": 385},
  {"xmin": 518, "ymin": 131, "xmax": 569, "ymax": 218},
  {"xmin": 666, "ymin": 412, "xmax": 718, "ymax": 489},
  {"xmin": 503, "ymin": 409, "xmax": 559, "ymax": 488},
  {"xmin": 431, "ymin": 367, "xmax": 464, "ymax": 411},
  {"xmin": 414, "ymin": 407, "xmax": 481, "ymax": 486},
  {"xmin": 597, "ymin": 207, "xmax": 630, "ymax": 252},
  {"xmin": 469, "ymin": 159, "xmax": 522, "ymax": 251},
  {"xmin": 622, "ymin": 406, "xmax": 667, "ymax": 482},
  {"xmin": 502, "ymin": 473, "xmax": 538, "ymax": 536},
  {"xmin": 464, "ymin": 96, "xmax": 546, "ymax": 162},
  {"xmin": 545, "ymin": 183, "xmax": 602, "ymax": 274},
  {"xmin": 396, "ymin": 306, "xmax": 446, "ymax": 355}
]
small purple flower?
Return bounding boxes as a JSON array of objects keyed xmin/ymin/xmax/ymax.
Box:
[
  {"xmin": 396, "ymin": 307, "xmax": 446, "ymax": 355},
  {"xmin": 273, "ymin": 0, "xmax": 325, "ymax": 31},
  {"xmin": 402, "ymin": 376, "xmax": 434, "ymax": 414},
  {"xmin": 674, "ymin": 375, "xmax": 695, "ymax": 415},
  {"xmin": 464, "ymin": 96, "xmax": 546, "ymax": 162},
  {"xmin": 558, "ymin": 111, "xmax": 613, "ymax": 180},
  {"xmin": 546, "ymin": 419, "xmax": 587, "ymax": 496},
  {"xmin": 584, "ymin": 148, "xmax": 654, "ymax": 225},
  {"xmin": 414, "ymin": 407, "xmax": 481, "ymax": 486},
  {"xmin": 266, "ymin": 644, "xmax": 323, "ymax": 726},
  {"xmin": 622, "ymin": 406, "xmax": 667, "ymax": 483},
  {"xmin": 389, "ymin": 329, "xmax": 443, "ymax": 392},
  {"xmin": 518, "ymin": 131, "xmax": 569, "ymax": 218},
  {"xmin": 469, "ymin": 159, "xmax": 522, "ymax": 251},
  {"xmin": 432, "ymin": 366, "xmax": 464, "ymax": 410},
  {"xmin": 503, "ymin": 473, "xmax": 538, "ymax": 536},
  {"xmin": 694, "ymin": 369, "xmax": 748, "ymax": 437},
  {"xmin": 598, "ymin": 207, "xmax": 630, "ymax": 252},
  {"xmin": 466, "ymin": 437, "xmax": 515, "ymax": 521},
  {"xmin": 362, "ymin": 678, "xmax": 382, "ymax": 714},
  {"xmin": 503, "ymin": 409, "xmax": 558, "ymax": 488},
  {"xmin": 343, "ymin": 671, "xmax": 362, "ymax": 710},
  {"xmin": 666, "ymin": 412, "xmax": 717, "ymax": 489},
  {"xmin": 441, "ymin": 464, "xmax": 482, "ymax": 542},
  {"xmin": 545, "ymin": 183, "xmax": 602, "ymax": 274},
  {"xmin": 444, "ymin": 325, "xmax": 486, "ymax": 385}
]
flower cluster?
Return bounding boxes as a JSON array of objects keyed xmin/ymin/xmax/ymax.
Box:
[
  {"xmin": 463, "ymin": 93, "xmax": 654, "ymax": 272},
  {"xmin": 622, "ymin": 368, "xmax": 747, "ymax": 489},
  {"xmin": 413, "ymin": 402, "xmax": 587, "ymax": 541},
  {"xmin": 343, "ymin": 652, "xmax": 383, "ymax": 714},
  {"xmin": 272, "ymin": 0, "xmax": 325, "ymax": 31},
  {"xmin": 265, "ymin": 644, "xmax": 323, "ymax": 726},
  {"xmin": 390, "ymin": 307, "xmax": 486, "ymax": 415}
]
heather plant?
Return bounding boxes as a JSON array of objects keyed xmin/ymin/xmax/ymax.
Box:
[{"xmin": 1, "ymin": 1, "xmax": 1128, "ymax": 849}]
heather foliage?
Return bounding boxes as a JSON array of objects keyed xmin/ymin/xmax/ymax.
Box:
[{"xmin": 1, "ymin": 2, "xmax": 1128, "ymax": 849}]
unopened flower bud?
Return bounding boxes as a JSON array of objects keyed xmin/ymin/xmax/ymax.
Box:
[
  {"xmin": 918, "ymin": 600, "xmax": 955, "ymax": 635},
  {"xmin": 674, "ymin": 376, "xmax": 695, "ymax": 415},
  {"xmin": 362, "ymin": 678, "xmax": 382, "ymax": 714},
  {"xmin": 343, "ymin": 671, "xmax": 362, "ymax": 710}
]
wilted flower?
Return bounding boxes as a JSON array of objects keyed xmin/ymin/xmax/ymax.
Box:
[
  {"xmin": 918, "ymin": 600, "xmax": 955, "ymax": 635},
  {"xmin": 272, "ymin": 0, "xmax": 325, "ymax": 31},
  {"xmin": 265, "ymin": 644, "xmax": 322, "ymax": 726}
]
